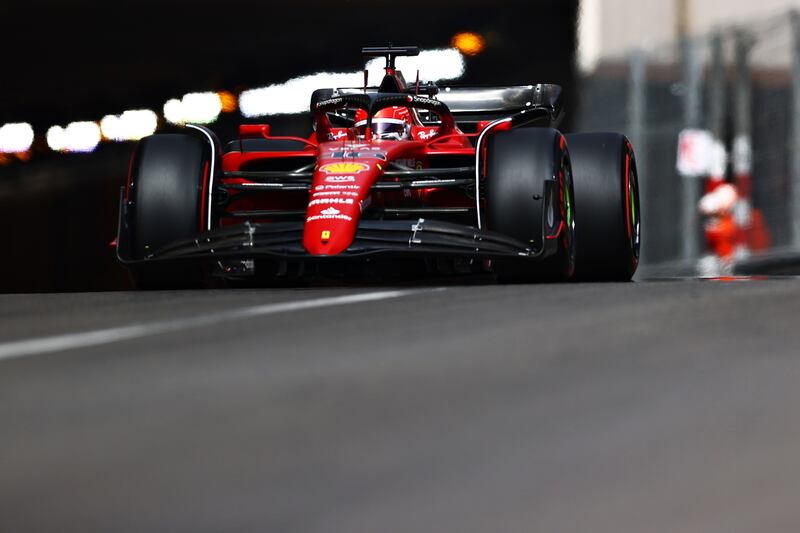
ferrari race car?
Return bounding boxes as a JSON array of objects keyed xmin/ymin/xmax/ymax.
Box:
[{"xmin": 116, "ymin": 46, "xmax": 640, "ymax": 286}]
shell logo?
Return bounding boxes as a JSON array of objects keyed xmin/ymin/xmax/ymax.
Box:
[{"xmin": 320, "ymin": 162, "xmax": 369, "ymax": 174}]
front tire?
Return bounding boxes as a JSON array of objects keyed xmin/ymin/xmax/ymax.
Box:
[
  {"xmin": 486, "ymin": 128, "xmax": 576, "ymax": 282},
  {"xmin": 124, "ymin": 133, "xmax": 212, "ymax": 288},
  {"xmin": 565, "ymin": 133, "xmax": 640, "ymax": 281}
]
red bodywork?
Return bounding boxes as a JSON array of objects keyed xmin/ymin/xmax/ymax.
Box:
[{"xmin": 221, "ymin": 119, "xmax": 478, "ymax": 257}]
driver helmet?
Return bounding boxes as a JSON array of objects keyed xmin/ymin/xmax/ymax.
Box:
[{"xmin": 355, "ymin": 106, "xmax": 411, "ymax": 140}]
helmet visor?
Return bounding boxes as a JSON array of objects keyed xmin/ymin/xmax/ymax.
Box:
[{"xmin": 355, "ymin": 118, "xmax": 408, "ymax": 140}]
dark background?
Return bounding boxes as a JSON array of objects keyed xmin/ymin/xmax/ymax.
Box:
[{"xmin": 0, "ymin": 0, "xmax": 578, "ymax": 292}]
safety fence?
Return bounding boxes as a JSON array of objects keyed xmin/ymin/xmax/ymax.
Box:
[{"xmin": 576, "ymin": 11, "xmax": 800, "ymax": 275}]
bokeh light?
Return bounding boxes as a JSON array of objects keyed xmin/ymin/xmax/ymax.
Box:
[
  {"xmin": 100, "ymin": 110, "xmax": 158, "ymax": 142},
  {"xmin": 47, "ymin": 122, "xmax": 102, "ymax": 153},
  {"xmin": 218, "ymin": 91, "xmax": 238, "ymax": 113},
  {"xmin": 0, "ymin": 123, "xmax": 35, "ymax": 153},
  {"xmin": 164, "ymin": 92, "xmax": 223, "ymax": 124},
  {"xmin": 451, "ymin": 32, "xmax": 486, "ymax": 56}
]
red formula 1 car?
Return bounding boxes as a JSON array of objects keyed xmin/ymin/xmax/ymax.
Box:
[{"xmin": 116, "ymin": 46, "xmax": 640, "ymax": 287}]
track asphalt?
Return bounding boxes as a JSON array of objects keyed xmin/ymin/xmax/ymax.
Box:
[{"xmin": 1, "ymin": 279, "xmax": 799, "ymax": 532}]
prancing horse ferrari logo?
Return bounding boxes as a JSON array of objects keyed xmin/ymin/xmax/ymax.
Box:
[{"xmin": 320, "ymin": 162, "xmax": 369, "ymax": 174}]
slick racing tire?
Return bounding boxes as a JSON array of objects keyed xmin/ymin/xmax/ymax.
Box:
[
  {"xmin": 565, "ymin": 133, "xmax": 640, "ymax": 281},
  {"xmin": 124, "ymin": 133, "xmax": 212, "ymax": 288},
  {"xmin": 486, "ymin": 128, "xmax": 576, "ymax": 283}
]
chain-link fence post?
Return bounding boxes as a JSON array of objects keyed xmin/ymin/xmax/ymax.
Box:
[
  {"xmin": 733, "ymin": 29, "xmax": 754, "ymax": 200},
  {"xmin": 628, "ymin": 49, "xmax": 648, "ymax": 264},
  {"xmin": 681, "ymin": 36, "xmax": 703, "ymax": 263},
  {"xmin": 708, "ymin": 32, "xmax": 726, "ymax": 142},
  {"xmin": 790, "ymin": 11, "xmax": 800, "ymax": 247}
]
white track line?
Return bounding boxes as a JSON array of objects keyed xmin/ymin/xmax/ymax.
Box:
[{"xmin": 0, "ymin": 290, "xmax": 430, "ymax": 362}]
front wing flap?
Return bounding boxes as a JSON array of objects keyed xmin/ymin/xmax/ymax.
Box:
[{"xmin": 119, "ymin": 218, "xmax": 556, "ymax": 265}]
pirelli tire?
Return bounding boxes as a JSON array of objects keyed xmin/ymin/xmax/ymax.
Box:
[
  {"xmin": 565, "ymin": 133, "xmax": 640, "ymax": 281},
  {"xmin": 486, "ymin": 127, "xmax": 576, "ymax": 283},
  {"xmin": 124, "ymin": 132, "xmax": 213, "ymax": 288}
]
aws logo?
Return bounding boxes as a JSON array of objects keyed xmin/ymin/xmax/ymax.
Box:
[
  {"xmin": 319, "ymin": 162, "xmax": 369, "ymax": 175},
  {"xmin": 325, "ymin": 175, "xmax": 356, "ymax": 183}
]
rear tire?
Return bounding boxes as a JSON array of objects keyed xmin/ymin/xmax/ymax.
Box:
[
  {"xmin": 486, "ymin": 128, "xmax": 576, "ymax": 282},
  {"xmin": 124, "ymin": 133, "xmax": 212, "ymax": 288},
  {"xmin": 565, "ymin": 133, "xmax": 640, "ymax": 281}
]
